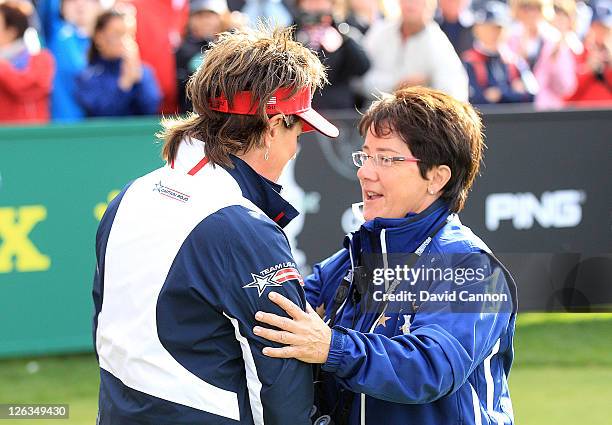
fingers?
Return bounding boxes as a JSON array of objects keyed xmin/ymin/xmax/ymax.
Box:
[
  {"xmin": 305, "ymin": 303, "xmax": 316, "ymax": 315},
  {"xmin": 253, "ymin": 326, "xmax": 299, "ymax": 345},
  {"xmin": 267, "ymin": 292, "xmax": 306, "ymax": 320},
  {"xmin": 261, "ymin": 346, "xmax": 299, "ymax": 359},
  {"xmin": 255, "ymin": 311, "xmax": 299, "ymax": 333}
]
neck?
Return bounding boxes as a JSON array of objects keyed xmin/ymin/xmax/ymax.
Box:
[
  {"xmin": 526, "ymin": 23, "xmax": 539, "ymax": 37},
  {"xmin": 442, "ymin": 12, "xmax": 459, "ymax": 23},
  {"xmin": 476, "ymin": 40, "xmax": 498, "ymax": 54},
  {"xmin": 0, "ymin": 38, "xmax": 26, "ymax": 60},
  {"xmin": 401, "ymin": 20, "xmax": 425, "ymax": 38},
  {"xmin": 238, "ymin": 148, "xmax": 283, "ymax": 183}
]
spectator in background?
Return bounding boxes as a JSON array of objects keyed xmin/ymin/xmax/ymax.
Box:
[
  {"xmin": 507, "ymin": 0, "xmax": 577, "ymax": 109},
  {"xmin": 116, "ymin": 0, "xmax": 189, "ymax": 114},
  {"xmin": 344, "ymin": 0, "xmax": 381, "ymax": 35},
  {"xmin": 176, "ymin": 0, "xmax": 229, "ymax": 113},
  {"xmin": 294, "ymin": 0, "xmax": 370, "ymax": 109},
  {"xmin": 552, "ymin": 0, "xmax": 583, "ymax": 55},
  {"xmin": 75, "ymin": 10, "xmax": 161, "ymax": 117},
  {"xmin": 360, "ymin": 0, "xmax": 469, "ymax": 101},
  {"xmin": 436, "ymin": 0, "xmax": 474, "ymax": 54},
  {"xmin": 42, "ymin": 0, "xmax": 101, "ymax": 122},
  {"xmin": 463, "ymin": 1, "xmax": 535, "ymax": 104},
  {"xmin": 0, "ymin": 1, "xmax": 54, "ymax": 124},
  {"xmin": 241, "ymin": 0, "xmax": 293, "ymax": 27},
  {"xmin": 566, "ymin": 0, "xmax": 612, "ymax": 104}
]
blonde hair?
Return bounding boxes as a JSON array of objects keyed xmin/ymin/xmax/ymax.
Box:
[
  {"xmin": 158, "ymin": 25, "xmax": 327, "ymax": 167},
  {"xmin": 510, "ymin": 0, "xmax": 554, "ymax": 20}
]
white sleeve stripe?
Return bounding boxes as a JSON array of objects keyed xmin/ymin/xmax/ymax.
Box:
[
  {"xmin": 224, "ymin": 313, "xmax": 264, "ymax": 425},
  {"xmin": 484, "ymin": 339, "xmax": 501, "ymax": 413},
  {"xmin": 471, "ymin": 384, "xmax": 483, "ymax": 425}
]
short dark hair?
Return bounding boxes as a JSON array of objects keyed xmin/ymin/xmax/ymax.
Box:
[
  {"xmin": 359, "ymin": 87, "xmax": 485, "ymax": 213},
  {"xmin": 0, "ymin": 2, "xmax": 30, "ymax": 40}
]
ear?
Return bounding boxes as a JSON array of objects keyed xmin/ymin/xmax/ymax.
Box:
[
  {"xmin": 266, "ymin": 114, "xmax": 285, "ymax": 141},
  {"xmin": 426, "ymin": 165, "xmax": 452, "ymax": 195}
]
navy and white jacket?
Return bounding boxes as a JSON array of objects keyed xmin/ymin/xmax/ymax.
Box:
[
  {"xmin": 306, "ymin": 200, "xmax": 517, "ymax": 425},
  {"xmin": 93, "ymin": 139, "xmax": 313, "ymax": 424}
]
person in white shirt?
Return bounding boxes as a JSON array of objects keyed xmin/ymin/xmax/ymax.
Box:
[{"xmin": 360, "ymin": 0, "xmax": 469, "ymax": 101}]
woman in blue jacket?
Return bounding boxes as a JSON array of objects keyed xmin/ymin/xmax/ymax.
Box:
[
  {"xmin": 76, "ymin": 9, "xmax": 161, "ymax": 117},
  {"xmin": 254, "ymin": 87, "xmax": 518, "ymax": 425}
]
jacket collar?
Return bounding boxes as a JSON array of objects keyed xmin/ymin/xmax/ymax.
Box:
[
  {"xmin": 172, "ymin": 138, "xmax": 298, "ymax": 228},
  {"xmin": 223, "ymin": 155, "xmax": 298, "ymax": 228},
  {"xmin": 346, "ymin": 199, "xmax": 451, "ymax": 255}
]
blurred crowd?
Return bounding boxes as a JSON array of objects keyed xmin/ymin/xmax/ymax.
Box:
[{"xmin": 0, "ymin": 0, "xmax": 610, "ymax": 125}]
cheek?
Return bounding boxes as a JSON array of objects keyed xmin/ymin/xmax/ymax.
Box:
[{"xmin": 384, "ymin": 170, "xmax": 427, "ymax": 210}]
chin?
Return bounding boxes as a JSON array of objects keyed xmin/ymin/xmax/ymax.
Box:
[{"xmin": 362, "ymin": 206, "xmax": 379, "ymax": 222}]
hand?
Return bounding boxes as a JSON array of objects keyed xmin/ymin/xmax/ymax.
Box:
[
  {"xmin": 484, "ymin": 87, "xmax": 502, "ymax": 103},
  {"xmin": 119, "ymin": 37, "xmax": 142, "ymax": 90},
  {"xmin": 511, "ymin": 79, "xmax": 526, "ymax": 93},
  {"xmin": 254, "ymin": 292, "xmax": 332, "ymax": 364}
]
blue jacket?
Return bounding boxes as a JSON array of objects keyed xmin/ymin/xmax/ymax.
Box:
[
  {"xmin": 305, "ymin": 200, "xmax": 517, "ymax": 425},
  {"xmin": 48, "ymin": 23, "xmax": 90, "ymax": 121},
  {"xmin": 38, "ymin": 0, "xmax": 90, "ymax": 121},
  {"xmin": 462, "ymin": 47, "xmax": 534, "ymax": 105},
  {"xmin": 76, "ymin": 57, "xmax": 161, "ymax": 117},
  {"xmin": 93, "ymin": 140, "xmax": 313, "ymax": 424}
]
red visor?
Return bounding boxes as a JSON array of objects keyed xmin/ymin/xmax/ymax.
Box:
[{"xmin": 208, "ymin": 86, "xmax": 339, "ymax": 138}]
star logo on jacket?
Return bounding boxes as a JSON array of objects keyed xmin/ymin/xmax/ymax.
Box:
[
  {"xmin": 242, "ymin": 262, "xmax": 304, "ymax": 297},
  {"xmin": 376, "ymin": 314, "xmax": 391, "ymax": 328}
]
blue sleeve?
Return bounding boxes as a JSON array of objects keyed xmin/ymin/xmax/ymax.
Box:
[
  {"xmin": 200, "ymin": 207, "xmax": 314, "ymax": 425},
  {"xmin": 132, "ymin": 65, "xmax": 161, "ymax": 115},
  {"xmin": 464, "ymin": 61, "xmax": 489, "ymax": 105},
  {"xmin": 304, "ymin": 249, "xmax": 351, "ymax": 316},
  {"xmin": 304, "ymin": 249, "xmax": 349, "ymax": 308},
  {"xmin": 37, "ymin": 0, "xmax": 62, "ymax": 43},
  {"xmin": 322, "ymin": 253, "xmax": 514, "ymax": 404}
]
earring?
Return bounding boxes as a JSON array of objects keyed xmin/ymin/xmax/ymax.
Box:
[
  {"xmin": 264, "ymin": 148, "xmax": 269, "ymax": 161},
  {"xmin": 428, "ymin": 188, "xmax": 435, "ymax": 195}
]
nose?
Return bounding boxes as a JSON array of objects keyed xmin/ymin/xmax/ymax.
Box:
[{"xmin": 357, "ymin": 159, "xmax": 378, "ymax": 182}]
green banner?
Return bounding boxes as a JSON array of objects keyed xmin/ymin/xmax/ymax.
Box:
[{"xmin": 0, "ymin": 118, "xmax": 163, "ymax": 358}]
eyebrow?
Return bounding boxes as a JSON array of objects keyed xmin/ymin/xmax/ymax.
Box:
[{"xmin": 362, "ymin": 146, "xmax": 402, "ymax": 155}]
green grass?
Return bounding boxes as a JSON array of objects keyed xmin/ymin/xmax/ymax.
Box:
[{"xmin": 0, "ymin": 313, "xmax": 611, "ymax": 424}]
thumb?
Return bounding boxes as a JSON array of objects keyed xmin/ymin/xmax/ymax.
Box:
[{"xmin": 306, "ymin": 302, "xmax": 316, "ymax": 315}]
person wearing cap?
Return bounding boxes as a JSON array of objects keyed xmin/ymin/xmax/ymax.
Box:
[
  {"xmin": 566, "ymin": 0, "xmax": 612, "ymax": 104},
  {"xmin": 251, "ymin": 86, "xmax": 517, "ymax": 425},
  {"xmin": 92, "ymin": 26, "xmax": 338, "ymax": 425},
  {"xmin": 175, "ymin": 0, "xmax": 232, "ymax": 113},
  {"xmin": 462, "ymin": 1, "xmax": 535, "ymax": 104}
]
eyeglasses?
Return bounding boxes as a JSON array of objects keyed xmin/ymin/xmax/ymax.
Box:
[{"xmin": 352, "ymin": 151, "xmax": 421, "ymax": 168}]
